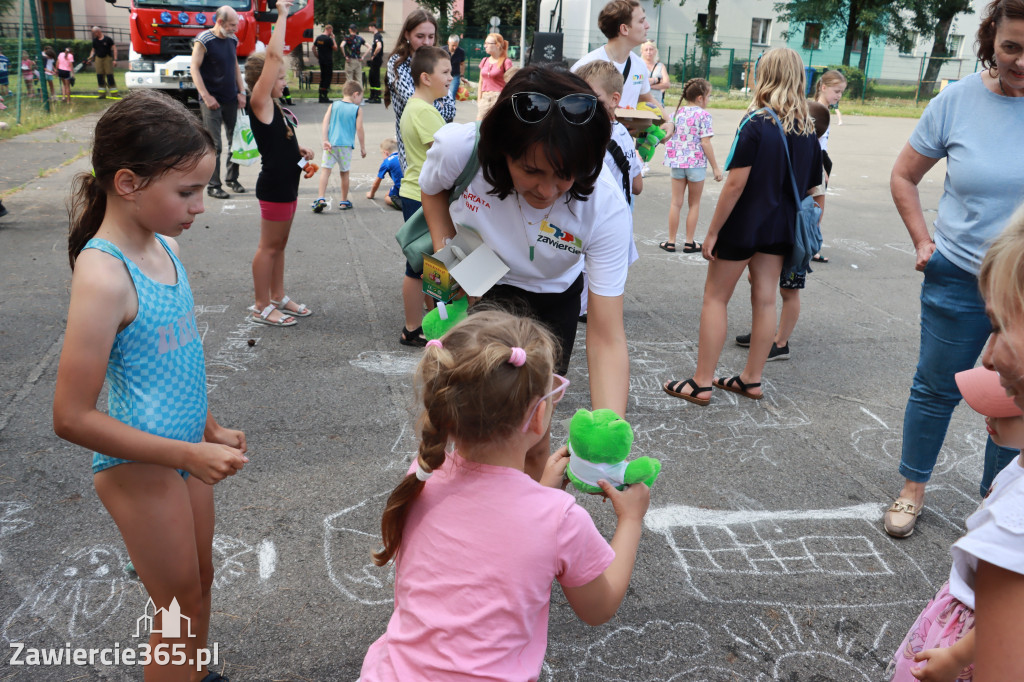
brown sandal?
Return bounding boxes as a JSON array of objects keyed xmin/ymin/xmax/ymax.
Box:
[
  {"xmin": 713, "ymin": 375, "xmax": 763, "ymax": 400},
  {"xmin": 663, "ymin": 378, "xmax": 712, "ymax": 406}
]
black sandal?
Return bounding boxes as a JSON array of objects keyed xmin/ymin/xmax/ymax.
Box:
[
  {"xmin": 812, "ymin": 253, "xmax": 829, "ymax": 263},
  {"xmin": 663, "ymin": 378, "xmax": 712, "ymax": 406},
  {"xmin": 713, "ymin": 375, "xmax": 763, "ymax": 401},
  {"xmin": 659, "ymin": 241, "xmax": 676, "ymax": 252},
  {"xmin": 682, "ymin": 241, "xmax": 702, "ymax": 253},
  {"xmin": 400, "ymin": 326, "xmax": 427, "ymax": 347}
]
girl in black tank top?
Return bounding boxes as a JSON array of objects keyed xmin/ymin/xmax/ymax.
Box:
[
  {"xmin": 242, "ymin": 0, "xmax": 316, "ymax": 327},
  {"xmin": 247, "ymin": 102, "xmax": 303, "ymax": 202}
]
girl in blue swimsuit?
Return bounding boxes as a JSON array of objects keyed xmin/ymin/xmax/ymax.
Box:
[{"xmin": 54, "ymin": 90, "xmax": 247, "ymax": 682}]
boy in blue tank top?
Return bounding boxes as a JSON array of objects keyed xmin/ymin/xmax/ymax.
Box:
[{"xmin": 312, "ymin": 80, "xmax": 367, "ymax": 212}]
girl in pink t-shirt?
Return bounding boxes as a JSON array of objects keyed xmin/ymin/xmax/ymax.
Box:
[
  {"xmin": 361, "ymin": 310, "xmax": 650, "ymax": 682},
  {"xmin": 660, "ymin": 78, "xmax": 723, "ymax": 254},
  {"xmin": 20, "ymin": 52, "xmax": 36, "ymax": 97},
  {"xmin": 476, "ymin": 32, "xmax": 512, "ymax": 120}
]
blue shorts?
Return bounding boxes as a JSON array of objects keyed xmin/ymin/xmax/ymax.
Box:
[{"xmin": 670, "ymin": 166, "xmax": 706, "ymax": 182}]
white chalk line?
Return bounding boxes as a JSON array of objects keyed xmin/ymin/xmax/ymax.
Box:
[
  {"xmin": 0, "ymin": 334, "xmax": 63, "ymax": 435},
  {"xmin": 645, "ymin": 502, "xmax": 882, "ymax": 531}
]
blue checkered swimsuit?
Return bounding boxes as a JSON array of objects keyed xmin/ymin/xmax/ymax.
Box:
[{"xmin": 84, "ymin": 236, "xmax": 208, "ymax": 474}]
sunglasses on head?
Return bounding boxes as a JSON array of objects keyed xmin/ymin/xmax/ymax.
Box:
[{"xmin": 510, "ymin": 92, "xmax": 598, "ymax": 126}]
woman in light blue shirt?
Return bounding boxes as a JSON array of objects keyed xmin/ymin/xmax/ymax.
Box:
[{"xmin": 884, "ymin": 0, "xmax": 1024, "ymax": 538}]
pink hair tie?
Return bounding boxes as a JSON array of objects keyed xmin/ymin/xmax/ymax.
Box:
[
  {"xmin": 508, "ymin": 347, "xmax": 527, "ymax": 367},
  {"xmin": 426, "ymin": 339, "xmax": 443, "ymax": 349}
]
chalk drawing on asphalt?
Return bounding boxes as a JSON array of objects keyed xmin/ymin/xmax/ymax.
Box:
[
  {"xmin": 0, "ymin": 501, "xmax": 32, "ymax": 565},
  {"xmin": 211, "ymin": 534, "xmax": 276, "ymax": 589},
  {"xmin": 350, "ymin": 350, "xmax": 422, "ymax": 376},
  {"xmin": 644, "ymin": 503, "xmax": 934, "ymax": 607},
  {"xmin": 323, "ymin": 425, "xmax": 416, "ymax": 604},
  {"xmin": 1, "ymin": 545, "xmax": 131, "ymax": 643}
]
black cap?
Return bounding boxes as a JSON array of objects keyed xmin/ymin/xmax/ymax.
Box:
[{"xmin": 349, "ymin": 23, "xmax": 357, "ymax": 30}]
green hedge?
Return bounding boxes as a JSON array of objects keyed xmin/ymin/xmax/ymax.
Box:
[
  {"xmin": 826, "ymin": 63, "xmax": 866, "ymax": 99},
  {"xmin": 0, "ymin": 39, "xmax": 94, "ymax": 65}
]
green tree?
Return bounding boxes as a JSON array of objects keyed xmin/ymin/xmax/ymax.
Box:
[
  {"xmin": 314, "ymin": 0, "xmax": 369, "ymax": 40},
  {"xmin": 418, "ymin": 0, "xmax": 457, "ymax": 33},
  {"xmin": 775, "ymin": 0, "xmax": 911, "ymax": 68},
  {"xmin": 904, "ymin": 0, "xmax": 973, "ymax": 97},
  {"xmin": 695, "ymin": 0, "xmax": 718, "ymax": 77},
  {"xmin": 464, "ymin": 0, "xmax": 539, "ymax": 39}
]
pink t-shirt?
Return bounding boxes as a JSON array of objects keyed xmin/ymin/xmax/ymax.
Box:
[
  {"xmin": 57, "ymin": 52, "xmax": 74, "ymax": 71},
  {"xmin": 479, "ymin": 57, "xmax": 512, "ymax": 93},
  {"xmin": 360, "ymin": 452, "xmax": 615, "ymax": 682},
  {"xmin": 663, "ymin": 105, "xmax": 714, "ymax": 169}
]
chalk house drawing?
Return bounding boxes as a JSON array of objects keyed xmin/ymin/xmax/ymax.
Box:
[
  {"xmin": 644, "ymin": 503, "xmax": 934, "ymax": 607},
  {"xmin": 2, "ymin": 544, "xmax": 131, "ymax": 643}
]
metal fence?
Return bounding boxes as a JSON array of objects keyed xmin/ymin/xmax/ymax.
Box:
[{"xmin": 0, "ymin": 22, "xmax": 130, "ymax": 42}]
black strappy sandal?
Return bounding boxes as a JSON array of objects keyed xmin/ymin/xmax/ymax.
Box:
[{"xmin": 713, "ymin": 375, "xmax": 763, "ymax": 401}]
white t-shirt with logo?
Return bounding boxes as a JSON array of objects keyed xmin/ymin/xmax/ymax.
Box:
[
  {"xmin": 572, "ymin": 46, "xmax": 650, "ymax": 109},
  {"xmin": 419, "ymin": 122, "xmax": 633, "ymax": 297}
]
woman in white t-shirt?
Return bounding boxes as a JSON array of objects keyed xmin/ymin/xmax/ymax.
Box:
[{"xmin": 420, "ymin": 65, "xmax": 632, "ymax": 476}]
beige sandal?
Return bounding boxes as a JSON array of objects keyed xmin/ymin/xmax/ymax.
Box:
[{"xmin": 884, "ymin": 498, "xmax": 923, "ymax": 538}]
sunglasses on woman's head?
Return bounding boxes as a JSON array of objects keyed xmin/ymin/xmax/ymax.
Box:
[{"xmin": 510, "ymin": 92, "xmax": 598, "ymax": 126}]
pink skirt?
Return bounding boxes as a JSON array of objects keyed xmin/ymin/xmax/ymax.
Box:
[{"xmin": 886, "ymin": 581, "xmax": 974, "ymax": 681}]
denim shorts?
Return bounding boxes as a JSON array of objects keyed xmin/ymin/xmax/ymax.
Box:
[{"xmin": 670, "ymin": 166, "xmax": 706, "ymax": 182}]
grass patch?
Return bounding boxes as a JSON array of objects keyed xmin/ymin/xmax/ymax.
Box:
[
  {"xmin": 660, "ymin": 85, "xmax": 929, "ymax": 119},
  {"xmin": 0, "ymin": 98, "xmax": 113, "ymax": 140}
]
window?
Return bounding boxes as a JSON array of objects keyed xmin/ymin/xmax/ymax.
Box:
[
  {"xmin": 898, "ymin": 31, "xmax": 919, "ymax": 56},
  {"xmin": 802, "ymin": 23, "xmax": 821, "ymax": 50},
  {"xmin": 751, "ymin": 18, "xmax": 771, "ymax": 46},
  {"xmin": 696, "ymin": 13, "xmax": 719, "ymax": 41},
  {"xmin": 946, "ymin": 33, "xmax": 964, "ymax": 57},
  {"xmin": 361, "ymin": 1, "xmax": 383, "ymax": 29}
]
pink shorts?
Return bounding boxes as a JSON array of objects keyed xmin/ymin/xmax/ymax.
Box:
[{"xmin": 259, "ymin": 200, "xmax": 298, "ymax": 222}]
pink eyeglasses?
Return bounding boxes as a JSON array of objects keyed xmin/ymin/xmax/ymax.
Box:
[{"xmin": 521, "ymin": 374, "xmax": 570, "ymax": 432}]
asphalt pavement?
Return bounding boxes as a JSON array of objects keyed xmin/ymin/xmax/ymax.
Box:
[{"xmin": 0, "ymin": 96, "xmax": 987, "ymax": 681}]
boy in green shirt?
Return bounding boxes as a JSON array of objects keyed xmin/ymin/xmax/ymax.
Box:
[
  {"xmin": 399, "ymin": 47, "xmax": 452, "ymax": 212},
  {"xmin": 397, "ymin": 45, "xmax": 452, "ymax": 347}
]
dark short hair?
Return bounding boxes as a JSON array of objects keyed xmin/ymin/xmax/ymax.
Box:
[
  {"xmin": 411, "ymin": 46, "xmax": 449, "ymax": 85},
  {"xmin": 478, "ymin": 65, "xmax": 611, "ymax": 203},
  {"xmin": 597, "ymin": 0, "xmax": 639, "ymax": 40},
  {"xmin": 806, "ymin": 100, "xmax": 830, "ymax": 138},
  {"xmin": 977, "ymin": 0, "xmax": 1024, "ymax": 69}
]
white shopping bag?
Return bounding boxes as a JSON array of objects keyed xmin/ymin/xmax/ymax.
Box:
[{"xmin": 231, "ymin": 110, "xmax": 260, "ymax": 167}]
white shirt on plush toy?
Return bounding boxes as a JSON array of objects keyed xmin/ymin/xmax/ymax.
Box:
[{"xmin": 568, "ymin": 442, "xmax": 628, "ymax": 488}]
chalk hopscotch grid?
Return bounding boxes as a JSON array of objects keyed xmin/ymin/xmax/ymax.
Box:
[{"xmin": 679, "ymin": 524, "xmax": 892, "ymax": 577}]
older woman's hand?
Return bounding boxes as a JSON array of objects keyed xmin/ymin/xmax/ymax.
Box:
[{"xmin": 915, "ymin": 240, "xmax": 936, "ymax": 272}]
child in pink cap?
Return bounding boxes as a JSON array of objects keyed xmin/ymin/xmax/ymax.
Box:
[{"xmin": 887, "ymin": 366, "xmax": 1023, "ymax": 682}]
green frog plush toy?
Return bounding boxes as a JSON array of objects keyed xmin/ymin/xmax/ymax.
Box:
[
  {"xmin": 422, "ymin": 296, "xmax": 469, "ymax": 340},
  {"xmin": 566, "ymin": 409, "xmax": 661, "ymax": 493}
]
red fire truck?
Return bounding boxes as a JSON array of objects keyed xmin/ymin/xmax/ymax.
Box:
[{"xmin": 118, "ymin": 0, "xmax": 314, "ymax": 102}]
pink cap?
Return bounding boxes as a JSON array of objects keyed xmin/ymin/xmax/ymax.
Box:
[{"xmin": 955, "ymin": 367, "xmax": 1022, "ymax": 418}]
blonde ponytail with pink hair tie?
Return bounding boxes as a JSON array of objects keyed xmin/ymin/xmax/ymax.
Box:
[{"xmin": 508, "ymin": 347, "xmax": 527, "ymax": 367}]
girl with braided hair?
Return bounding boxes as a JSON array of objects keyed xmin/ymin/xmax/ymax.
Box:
[
  {"xmin": 659, "ymin": 77, "xmax": 723, "ymax": 254},
  {"xmin": 361, "ymin": 309, "xmax": 650, "ymax": 681}
]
